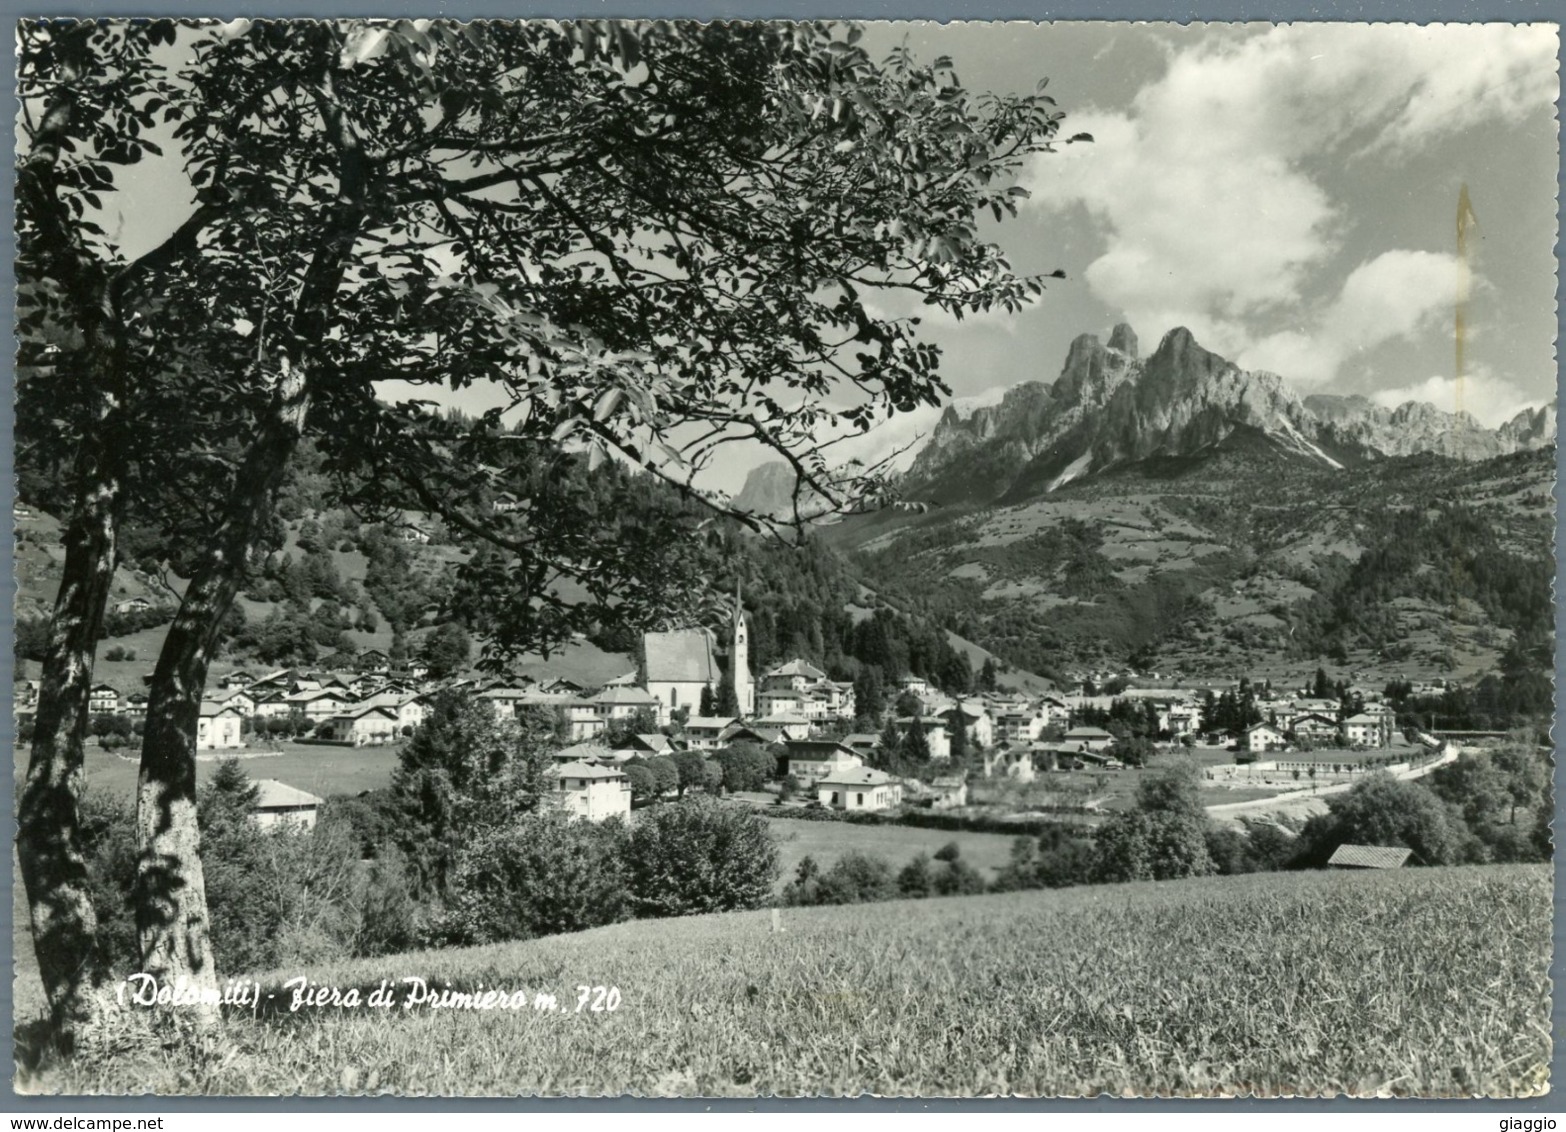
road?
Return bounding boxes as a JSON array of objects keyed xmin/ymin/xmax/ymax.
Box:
[{"xmin": 1206, "ymin": 743, "xmax": 1460, "ymax": 826}]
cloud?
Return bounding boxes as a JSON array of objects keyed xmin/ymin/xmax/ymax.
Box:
[
  {"xmin": 1370, "ymin": 368, "xmax": 1541, "ymax": 428},
  {"xmin": 1237, "ymin": 249, "xmax": 1468, "ymax": 386},
  {"xmin": 1026, "ymin": 24, "xmax": 1557, "ymax": 384}
]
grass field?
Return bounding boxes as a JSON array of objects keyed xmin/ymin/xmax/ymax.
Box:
[
  {"xmin": 12, "ymin": 742, "xmax": 401, "ymax": 803},
  {"xmin": 18, "ymin": 865, "xmax": 1550, "ymax": 1097},
  {"xmin": 765, "ymin": 816, "xmax": 1021, "ymax": 887}
]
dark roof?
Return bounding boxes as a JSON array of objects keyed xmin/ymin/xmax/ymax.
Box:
[
  {"xmin": 643, "ymin": 629, "xmax": 719, "ymax": 684},
  {"xmin": 783, "ymin": 739, "xmax": 856, "ymax": 758},
  {"xmin": 1328, "ymin": 844, "xmax": 1412, "ymax": 869}
]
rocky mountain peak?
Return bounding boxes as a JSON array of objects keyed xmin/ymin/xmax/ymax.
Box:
[
  {"xmin": 1107, "ymin": 322, "xmax": 1139, "ymax": 359},
  {"xmin": 1054, "ymin": 330, "xmax": 1136, "ymax": 408}
]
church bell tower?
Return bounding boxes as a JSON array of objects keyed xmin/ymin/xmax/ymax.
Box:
[{"xmin": 730, "ymin": 582, "xmax": 754, "ymax": 718}]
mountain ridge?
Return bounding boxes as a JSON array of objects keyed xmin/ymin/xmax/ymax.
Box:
[{"xmin": 729, "ymin": 324, "xmax": 1555, "ymax": 515}]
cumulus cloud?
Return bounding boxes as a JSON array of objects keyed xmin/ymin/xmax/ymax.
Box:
[
  {"xmin": 1026, "ymin": 23, "xmax": 1557, "ymax": 385},
  {"xmin": 1237, "ymin": 249, "xmax": 1469, "ymax": 386},
  {"xmin": 1370, "ymin": 369, "xmax": 1541, "ymax": 429}
]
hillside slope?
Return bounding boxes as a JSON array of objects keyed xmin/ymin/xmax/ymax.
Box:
[
  {"xmin": 20, "ymin": 865, "xmax": 1550, "ymax": 1097},
  {"xmin": 835, "ymin": 445, "xmax": 1554, "ymax": 684}
]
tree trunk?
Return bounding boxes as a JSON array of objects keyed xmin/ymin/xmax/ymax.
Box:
[
  {"xmin": 16, "ymin": 434, "xmax": 122, "ymax": 1044},
  {"xmin": 134, "ymin": 361, "xmax": 309, "ymax": 1023}
]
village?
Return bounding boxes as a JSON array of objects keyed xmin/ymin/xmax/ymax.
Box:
[{"xmin": 14, "ymin": 595, "xmax": 1458, "ymax": 834}]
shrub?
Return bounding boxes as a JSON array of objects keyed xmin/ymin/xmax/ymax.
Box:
[
  {"xmin": 712, "ymin": 743, "xmax": 773, "ymax": 793},
  {"xmin": 623, "ymin": 797, "xmax": 778, "ymax": 918},
  {"xmin": 897, "ymin": 853, "xmax": 934, "ymax": 897},
  {"xmin": 437, "ymin": 811, "xmax": 629, "ymax": 945},
  {"xmin": 1294, "ymin": 772, "xmax": 1465, "ymax": 867},
  {"xmin": 78, "ymin": 791, "xmax": 140, "ymax": 978},
  {"xmin": 933, "ymin": 857, "xmax": 987, "ymax": 896},
  {"xmin": 1093, "ymin": 761, "xmax": 1216, "ymax": 883},
  {"xmin": 198, "ymin": 761, "xmax": 362, "ymax": 972},
  {"xmin": 785, "ymin": 851, "xmax": 898, "ymax": 906}
]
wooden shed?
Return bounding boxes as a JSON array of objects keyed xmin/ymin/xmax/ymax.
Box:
[{"xmin": 1328, "ymin": 844, "xmax": 1413, "ymax": 870}]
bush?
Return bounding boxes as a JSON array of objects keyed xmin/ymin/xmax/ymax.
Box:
[
  {"xmin": 933, "ymin": 857, "xmax": 987, "ymax": 896},
  {"xmin": 623, "ymin": 797, "xmax": 778, "ymax": 918},
  {"xmin": 1093, "ymin": 761, "xmax": 1216, "ymax": 883},
  {"xmin": 712, "ymin": 743, "xmax": 773, "ymax": 793},
  {"xmin": 785, "ymin": 851, "xmax": 898, "ymax": 906},
  {"xmin": 103, "ymin": 646, "xmax": 136, "ymax": 662},
  {"xmin": 1294, "ymin": 772, "xmax": 1465, "ymax": 867},
  {"xmin": 897, "ymin": 853, "xmax": 934, "ymax": 897},
  {"xmin": 78, "ymin": 791, "xmax": 140, "ymax": 978},
  {"xmin": 436, "ymin": 811, "xmax": 629, "ymax": 945},
  {"xmin": 198, "ymin": 761, "xmax": 362, "ymax": 972}
]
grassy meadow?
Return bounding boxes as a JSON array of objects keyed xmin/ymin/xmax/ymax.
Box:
[
  {"xmin": 13, "ymin": 741, "xmax": 402, "ymax": 804},
  {"xmin": 19, "ymin": 864, "xmax": 1550, "ymax": 1098},
  {"xmin": 766, "ymin": 816, "xmax": 1020, "ymax": 887}
]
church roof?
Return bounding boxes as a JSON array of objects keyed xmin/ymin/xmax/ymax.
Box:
[{"xmin": 643, "ymin": 628, "xmax": 719, "ymax": 685}]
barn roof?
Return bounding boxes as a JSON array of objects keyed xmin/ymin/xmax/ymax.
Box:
[
  {"xmin": 1328, "ymin": 844, "xmax": 1412, "ymax": 869},
  {"xmin": 643, "ymin": 629, "xmax": 719, "ymax": 684},
  {"xmin": 252, "ymin": 780, "xmax": 323, "ymax": 810}
]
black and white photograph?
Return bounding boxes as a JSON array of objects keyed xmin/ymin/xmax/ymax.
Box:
[{"xmin": 9, "ymin": 17, "xmax": 1558, "ymax": 1098}]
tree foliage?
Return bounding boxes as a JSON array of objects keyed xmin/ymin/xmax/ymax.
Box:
[{"xmin": 622, "ymin": 797, "xmax": 778, "ymax": 918}]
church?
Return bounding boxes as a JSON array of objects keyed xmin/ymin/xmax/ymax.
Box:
[{"xmin": 640, "ymin": 590, "xmax": 754, "ymax": 723}]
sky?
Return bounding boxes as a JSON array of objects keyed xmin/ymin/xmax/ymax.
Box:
[
  {"xmin": 855, "ymin": 21, "xmax": 1560, "ymax": 429},
  {"xmin": 90, "ymin": 22, "xmax": 1560, "ymax": 486}
]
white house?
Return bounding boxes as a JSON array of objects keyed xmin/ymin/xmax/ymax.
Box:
[
  {"xmin": 357, "ymin": 691, "xmax": 428, "ymax": 732},
  {"xmin": 817, "ymin": 767, "xmax": 903, "ymax": 812},
  {"xmin": 809, "ymin": 681, "xmax": 856, "ymax": 720},
  {"xmin": 941, "ymin": 702, "xmax": 993, "ymax": 749},
  {"xmin": 195, "ymin": 702, "xmax": 244, "ymax": 751},
  {"xmin": 1289, "ymin": 712, "xmax": 1340, "ymax": 742},
  {"xmin": 782, "ymin": 739, "xmax": 863, "ymax": 785},
  {"xmin": 554, "ymin": 760, "xmax": 632, "ymax": 822},
  {"xmin": 681, "ymin": 716, "xmax": 737, "ymax": 750},
  {"xmin": 1244, "ymin": 722, "xmax": 1288, "ymax": 753},
  {"xmin": 251, "ymin": 691, "xmax": 291, "ymax": 720},
  {"xmin": 1342, "ymin": 713, "xmax": 1390, "ymax": 748},
  {"xmin": 642, "ymin": 628, "xmax": 721, "ymax": 724},
  {"xmin": 213, "ymin": 688, "xmax": 256, "ymax": 717},
  {"xmin": 896, "ymin": 716, "xmax": 952, "ymax": 761},
  {"xmin": 993, "ymin": 707, "xmax": 1046, "ymax": 745},
  {"xmin": 319, "ymin": 705, "xmax": 400, "ymax": 746},
  {"xmin": 89, "ymin": 684, "xmax": 121, "ymax": 714},
  {"xmin": 756, "ymin": 688, "xmax": 805, "ymax": 717},
  {"xmin": 1063, "ymin": 726, "xmax": 1114, "ymax": 752},
  {"xmin": 285, "ymin": 688, "xmax": 353, "ymax": 724},
  {"xmin": 755, "ymin": 713, "xmax": 813, "ymax": 741},
  {"xmin": 1161, "ymin": 703, "xmax": 1203, "ymax": 736},
  {"xmin": 252, "ymin": 779, "xmax": 323, "ymax": 831},
  {"xmin": 590, "ymin": 684, "xmax": 661, "ymax": 723},
  {"xmin": 478, "ymin": 685, "xmax": 536, "ymax": 719},
  {"xmin": 762, "ymin": 658, "xmax": 827, "ymax": 692}
]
